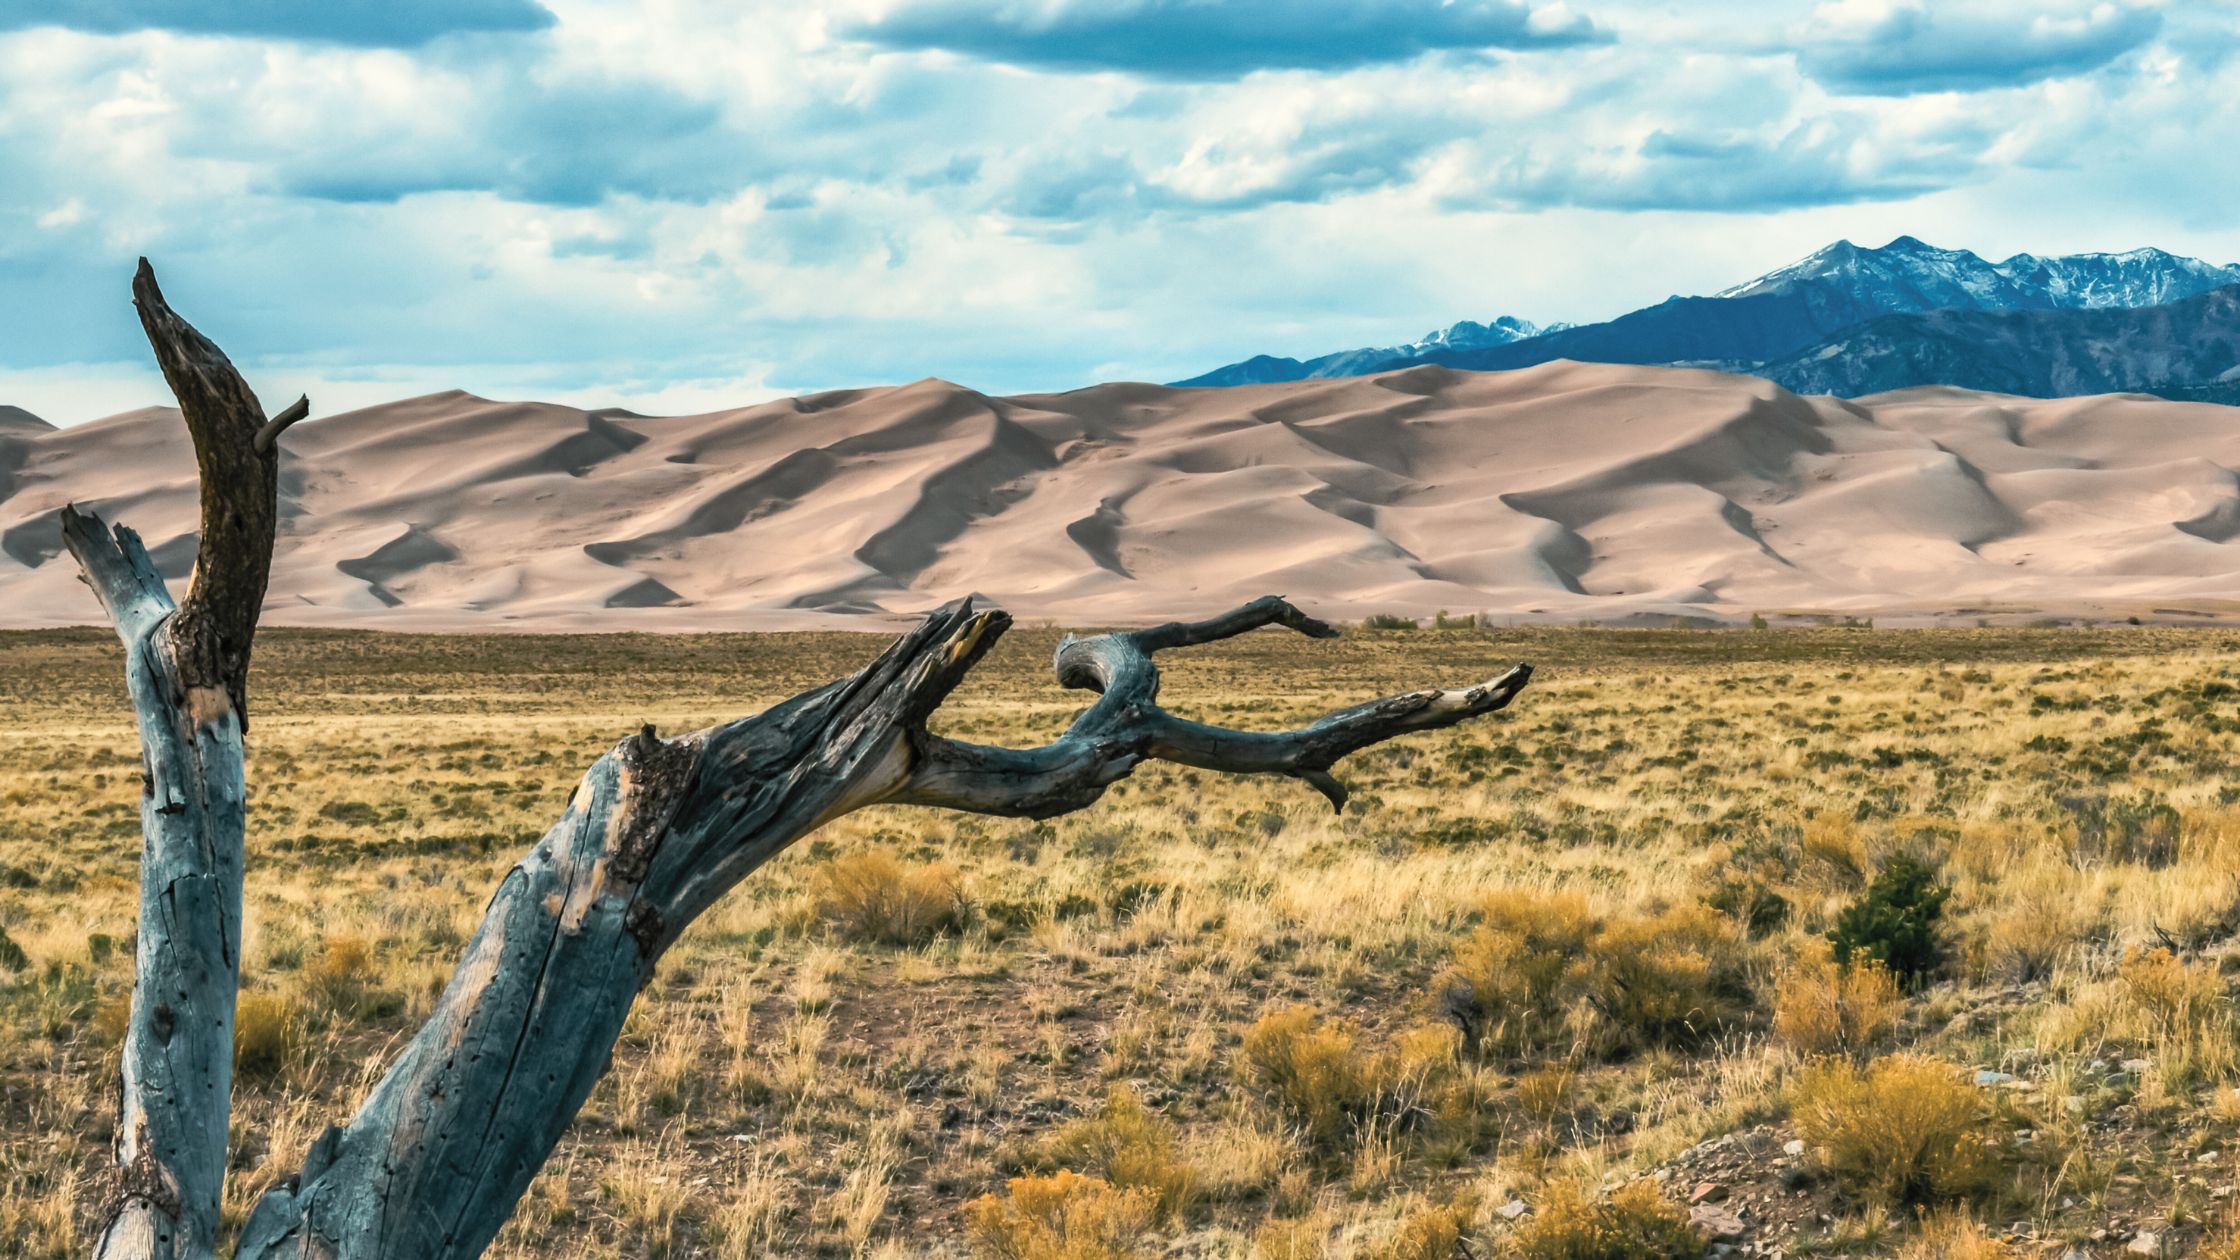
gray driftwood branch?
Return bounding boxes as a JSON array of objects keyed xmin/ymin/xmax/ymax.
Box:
[
  {"xmin": 64, "ymin": 260, "xmax": 298, "ymax": 1260},
  {"xmin": 65, "ymin": 263, "xmax": 1532, "ymax": 1260}
]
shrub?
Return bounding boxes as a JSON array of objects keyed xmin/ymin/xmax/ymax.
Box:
[
  {"xmin": 1828, "ymin": 854, "xmax": 1951, "ymax": 988},
  {"xmin": 1595, "ymin": 906, "xmax": 1756, "ymax": 1049},
  {"xmin": 1441, "ymin": 890, "xmax": 1597, "ymax": 1057},
  {"xmin": 2118, "ymin": 946, "xmax": 2222, "ymax": 1035},
  {"xmin": 1799, "ymin": 814, "xmax": 1870, "ymax": 891},
  {"xmin": 1894, "ymin": 1213, "xmax": 2017, "ymax": 1259},
  {"xmin": 234, "ymin": 991, "xmax": 303, "ymax": 1079},
  {"xmin": 304, "ymin": 934, "xmax": 403, "ymax": 1021},
  {"xmin": 1363, "ymin": 614, "xmax": 1419, "ymax": 631},
  {"xmin": 1254, "ymin": 1218, "xmax": 1327, "ymax": 1260},
  {"xmin": 1237, "ymin": 1008, "xmax": 1464, "ymax": 1153},
  {"xmin": 965, "ymin": 1170, "xmax": 1158, "ymax": 1260},
  {"xmin": 1773, "ymin": 939, "xmax": 1903, "ymax": 1057},
  {"xmin": 1367, "ymin": 1196, "xmax": 1477, "ymax": 1260},
  {"xmin": 1037, "ymin": 1087, "xmax": 1197, "ymax": 1220},
  {"xmin": 1705, "ymin": 876, "xmax": 1789, "ymax": 938},
  {"xmin": 1790, "ymin": 1054, "xmax": 2003, "ymax": 1207},
  {"xmin": 1441, "ymin": 891, "xmax": 1753, "ymax": 1060},
  {"xmin": 813, "ymin": 851, "xmax": 966, "ymax": 945},
  {"xmin": 1500, "ymin": 1181, "xmax": 1706, "ymax": 1259},
  {"xmin": 0, "ymin": 924, "xmax": 27, "ymax": 973}
]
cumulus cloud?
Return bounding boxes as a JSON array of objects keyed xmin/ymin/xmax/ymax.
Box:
[
  {"xmin": 1797, "ymin": 0, "xmax": 2163, "ymax": 95},
  {"xmin": 841, "ymin": 0, "xmax": 1607, "ymax": 79},
  {"xmin": 0, "ymin": 0, "xmax": 2232, "ymax": 417},
  {"xmin": 1, "ymin": 0, "xmax": 555, "ymax": 47}
]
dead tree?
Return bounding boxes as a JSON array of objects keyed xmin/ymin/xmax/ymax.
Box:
[{"xmin": 66, "ymin": 262, "xmax": 1533, "ymax": 1260}]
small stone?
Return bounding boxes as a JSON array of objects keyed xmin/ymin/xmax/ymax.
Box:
[
  {"xmin": 2128, "ymin": 1231, "xmax": 2161, "ymax": 1255},
  {"xmin": 1690, "ymin": 1205, "xmax": 1748, "ymax": 1241},
  {"xmin": 2122, "ymin": 1058, "xmax": 2153, "ymax": 1074},
  {"xmin": 1690, "ymin": 1181, "xmax": 1728, "ymax": 1205},
  {"xmin": 1498, "ymin": 1200, "xmax": 1530, "ymax": 1221},
  {"xmin": 2201, "ymin": 1151, "xmax": 2223, "ymax": 1163},
  {"xmin": 1976, "ymin": 1069, "xmax": 2015, "ymax": 1085},
  {"xmin": 1782, "ymin": 1139, "xmax": 1806, "ymax": 1157}
]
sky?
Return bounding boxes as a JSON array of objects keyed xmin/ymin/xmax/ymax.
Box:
[{"xmin": 2, "ymin": 0, "xmax": 2237, "ymax": 424}]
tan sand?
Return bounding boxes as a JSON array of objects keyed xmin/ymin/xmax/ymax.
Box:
[{"xmin": 3, "ymin": 361, "xmax": 2237, "ymax": 630}]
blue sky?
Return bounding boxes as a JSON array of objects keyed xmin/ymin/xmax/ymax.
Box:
[{"xmin": 2, "ymin": 0, "xmax": 2235, "ymax": 422}]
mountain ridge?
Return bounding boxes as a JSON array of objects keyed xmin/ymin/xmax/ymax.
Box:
[{"xmin": 1176, "ymin": 238, "xmax": 2240, "ymax": 398}]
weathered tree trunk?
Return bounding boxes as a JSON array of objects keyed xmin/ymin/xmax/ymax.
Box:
[
  {"xmin": 66, "ymin": 262, "xmax": 305, "ymax": 1260},
  {"xmin": 68, "ymin": 263, "xmax": 1533, "ymax": 1260}
]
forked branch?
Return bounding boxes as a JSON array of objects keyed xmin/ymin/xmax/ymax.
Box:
[
  {"xmin": 68, "ymin": 260, "xmax": 1535, "ymax": 1260},
  {"xmin": 897, "ymin": 594, "xmax": 1533, "ymax": 815},
  {"xmin": 234, "ymin": 596, "xmax": 1527, "ymax": 1260},
  {"xmin": 66, "ymin": 262, "xmax": 298, "ymax": 1260}
]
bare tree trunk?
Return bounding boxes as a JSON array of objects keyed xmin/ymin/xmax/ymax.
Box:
[
  {"xmin": 66, "ymin": 262, "xmax": 304, "ymax": 1260},
  {"xmin": 67, "ymin": 263, "xmax": 1533, "ymax": 1260}
]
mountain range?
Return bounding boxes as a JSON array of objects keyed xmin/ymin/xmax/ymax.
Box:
[
  {"xmin": 1176, "ymin": 316, "xmax": 1559, "ymax": 387},
  {"xmin": 6, "ymin": 363, "xmax": 2240, "ymax": 630},
  {"xmin": 1175, "ymin": 237, "xmax": 2240, "ymax": 400}
]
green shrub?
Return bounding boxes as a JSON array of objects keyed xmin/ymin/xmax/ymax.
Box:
[
  {"xmin": 1828, "ymin": 853, "xmax": 1950, "ymax": 988},
  {"xmin": 1363, "ymin": 614, "xmax": 1419, "ymax": 631}
]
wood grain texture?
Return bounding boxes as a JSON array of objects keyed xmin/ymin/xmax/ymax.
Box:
[{"xmin": 64, "ymin": 262, "xmax": 291, "ymax": 1260}]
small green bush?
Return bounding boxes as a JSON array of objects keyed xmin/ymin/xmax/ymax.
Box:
[
  {"xmin": 1828, "ymin": 853, "xmax": 1950, "ymax": 988},
  {"xmin": 1363, "ymin": 614, "xmax": 1419, "ymax": 631}
]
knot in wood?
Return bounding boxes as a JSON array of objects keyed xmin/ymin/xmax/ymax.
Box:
[{"xmin": 603, "ymin": 729, "xmax": 701, "ymax": 888}]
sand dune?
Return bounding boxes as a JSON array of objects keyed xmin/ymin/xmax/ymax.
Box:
[{"xmin": 3, "ymin": 361, "xmax": 2238, "ymax": 629}]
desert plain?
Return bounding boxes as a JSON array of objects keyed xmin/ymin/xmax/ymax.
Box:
[{"xmin": 6, "ymin": 616, "xmax": 2240, "ymax": 1257}]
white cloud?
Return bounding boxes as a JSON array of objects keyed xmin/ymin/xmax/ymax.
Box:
[{"xmin": 1, "ymin": 0, "xmax": 2236, "ymax": 422}]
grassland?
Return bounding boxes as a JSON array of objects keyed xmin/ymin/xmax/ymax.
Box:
[{"xmin": 4, "ymin": 623, "xmax": 2240, "ymax": 1258}]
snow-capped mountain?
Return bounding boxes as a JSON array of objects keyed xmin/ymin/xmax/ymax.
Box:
[
  {"xmin": 1718, "ymin": 235, "xmax": 2240, "ymax": 311},
  {"xmin": 1171, "ymin": 315, "xmax": 1553, "ymax": 387},
  {"xmin": 1757, "ymin": 286, "xmax": 2240, "ymax": 399},
  {"xmin": 1172, "ymin": 236, "xmax": 2240, "ymax": 399}
]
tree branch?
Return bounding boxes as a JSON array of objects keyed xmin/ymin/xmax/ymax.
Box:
[
  {"xmin": 64, "ymin": 262, "xmax": 288, "ymax": 1260},
  {"xmin": 236, "ymin": 597, "xmax": 1527, "ymax": 1260},
  {"xmin": 907, "ymin": 595, "xmax": 1531, "ymax": 814},
  {"xmin": 130, "ymin": 257, "xmax": 290, "ymax": 725},
  {"xmin": 253, "ymin": 395, "xmax": 309, "ymax": 454}
]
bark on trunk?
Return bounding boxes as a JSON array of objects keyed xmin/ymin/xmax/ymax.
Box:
[{"xmin": 66, "ymin": 262, "xmax": 296, "ymax": 1260}]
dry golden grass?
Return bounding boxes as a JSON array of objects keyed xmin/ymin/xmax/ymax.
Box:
[
  {"xmin": 4, "ymin": 622, "xmax": 2240, "ymax": 1255},
  {"xmin": 1791, "ymin": 1053, "xmax": 2005, "ymax": 1208}
]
